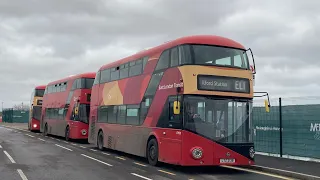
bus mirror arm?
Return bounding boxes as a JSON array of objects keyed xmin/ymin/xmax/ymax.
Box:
[
  {"xmin": 176, "ymin": 87, "xmax": 182, "ymax": 93},
  {"xmin": 254, "ymin": 92, "xmax": 270, "ymax": 106},
  {"xmin": 254, "ymin": 92, "xmax": 271, "ymax": 112},
  {"xmin": 246, "ymin": 48, "xmax": 256, "ymax": 74}
]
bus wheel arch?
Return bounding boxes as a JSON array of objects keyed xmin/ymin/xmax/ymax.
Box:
[
  {"xmin": 146, "ymin": 135, "xmax": 159, "ymax": 166},
  {"xmin": 97, "ymin": 129, "xmax": 104, "ymax": 150}
]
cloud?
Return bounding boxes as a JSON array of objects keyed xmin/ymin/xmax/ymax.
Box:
[{"xmin": 0, "ymin": 0, "xmax": 320, "ymax": 108}]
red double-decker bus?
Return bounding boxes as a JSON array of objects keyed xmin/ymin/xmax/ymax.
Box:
[
  {"xmin": 88, "ymin": 35, "xmax": 268, "ymax": 166},
  {"xmin": 40, "ymin": 72, "xmax": 95, "ymax": 141},
  {"xmin": 29, "ymin": 85, "xmax": 46, "ymax": 131}
]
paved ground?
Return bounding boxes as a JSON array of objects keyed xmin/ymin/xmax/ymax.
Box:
[
  {"xmin": 0, "ymin": 123, "xmax": 294, "ymax": 180},
  {"xmin": 255, "ymin": 154, "xmax": 320, "ymax": 177}
]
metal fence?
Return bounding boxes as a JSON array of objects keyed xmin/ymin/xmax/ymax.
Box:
[
  {"xmin": 2, "ymin": 108, "xmax": 29, "ymax": 123},
  {"xmin": 253, "ymin": 96, "xmax": 320, "ymax": 161}
]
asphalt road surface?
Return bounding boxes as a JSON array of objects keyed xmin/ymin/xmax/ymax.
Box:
[{"xmin": 0, "ymin": 124, "xmax": 294, "ymax": 180}]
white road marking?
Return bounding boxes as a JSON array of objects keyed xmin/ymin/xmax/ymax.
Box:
[
  {"xmin": 26, "ymin": 134, "xmax": 35, "ymax": 138},
  {"xmin": 134, "ymin": 162, "xmax": 147, "ymax": 167},
  {"xmin": 4, "ymin": 150, "xmax": 16, "ymax": 163},
  {"xmin": 55, "ymin": 144, "xmax": 73, "ymax": 151},
  {"xmin": 102, "ymin": 152, "xmax": 110, "ymax": 155},
  {"xmin": 131, "ymin": 173, "xmax": 153, "ymax": 180},
  {"xmin": 38, "ymin": 138, "xmax": 46, "ymax": 142},
  {"xmin": 253, "ymin": 165, "xmax": 320, "ymax": 179},
  {"xmin": 17, "ymin": 169, "xmax": 28, "ymax": 180},
  {"xmin": 71, "ymin": 143, "xmax": 77, "ymax": 146},
  {"xmin": 80, "ymin": 146, "xmax": 86, "ymax": 149},
  {"xmin": 81, "ymin": 154, "xmax": 113, "ymax": 166},
  {"xmin": 90, "ymin": 149, "xmax": 97, "ymax": 152},
  {"xmin": 221, "ymin": 165, "xmax": 294, "ymax": 180},
  {"xmin": 0, "ymin": 145, "xmax": 2, "ymax": 149}
]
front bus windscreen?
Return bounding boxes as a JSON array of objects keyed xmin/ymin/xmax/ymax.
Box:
[
  {"xmin": 35, "ymin": 89, "xmax": 45, "ymax": 97},
  {"xmin": 184, "ymin": 95, "xmax": 253, "ymax": 143},
  {"xmin": 191, "ymin": 45, "xmax": 250, "ymax": 69}
]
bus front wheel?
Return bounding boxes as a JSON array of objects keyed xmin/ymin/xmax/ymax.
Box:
[
  {"xmin": 147, "ymin": 138, "xmax": 159, "ymax": 166},
  {"xmin": 65, "ymin": 126, "xmax": 70, "ymax": 141}
]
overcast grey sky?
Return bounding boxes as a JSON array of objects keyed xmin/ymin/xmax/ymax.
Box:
[{"xmin": 0, "ymin": 0, "xmax": 320, "ymax": 108}]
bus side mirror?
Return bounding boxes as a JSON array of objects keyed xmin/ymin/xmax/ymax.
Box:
[
  {"xmin": 75, "ymin": 106, "xmax": 79, "ymax": 115},
  {"xmin": 264, "ymin": 99, "xmax": 270, "ymax": 112},
  {"xmin": 173, "ymin": 101, "xmax": 181, "ymax": 115}
]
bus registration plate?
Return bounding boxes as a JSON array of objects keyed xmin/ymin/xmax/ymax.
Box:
[{"xmin": 219, "ymin": 158, "xmax": 235, "ymax": 163}]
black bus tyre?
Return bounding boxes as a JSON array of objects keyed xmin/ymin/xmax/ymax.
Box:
[
  {"xmin": 97, "ymin": 131, "xmax": 104, "ymax": 150},
  {"xmin": 147, "ymin": 138, "xmax": 159, "ymax": 166},
  {"xmin": 43, "ymin": 124, "xmax": 48, "ymax": 136},
  {"xmin": 65, "ymin": 126, "xmax": 70, "ymax": 141}
]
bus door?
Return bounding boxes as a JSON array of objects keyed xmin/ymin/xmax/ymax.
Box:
[{"xmin": 158, "ymin": 96, "xmax": 182, "ymax": 164}]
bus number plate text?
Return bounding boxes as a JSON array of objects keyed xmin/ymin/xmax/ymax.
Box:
[{"xmin": 219, "ymin": 158, "xmax": 235, "ymax": 163}]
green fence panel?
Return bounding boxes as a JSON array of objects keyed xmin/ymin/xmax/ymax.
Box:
[
  {"xmin": 12, "ymin": 110, "xmax": 29, "ymax": 123},
  {"xmin": 282, "ymin": 105, "xmax": 320, "ymax": 159},
  {"xmin": 253, "ymin": 104, "xmax": 320, "ymax": 159},
  {"xmin": 253, "ymin": 106, "xmax": 280, "ymax": 154},
  {"xmin": 2, "ymin": 109, "xmax": 29, "ymax": 123},
  {"xmin": 3, "ymin": 109, "xmax": 13, "ymax": 123}
]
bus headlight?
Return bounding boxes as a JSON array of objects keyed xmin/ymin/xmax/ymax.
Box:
[
  {"xmin": 249, "ymin": 147, "xmax": 255, "ymax": 158},
  {"xmin": 191, "ymin": 147, "xmax": 203, "ymax": 159},
  {"xmin": 81, "ymin": 129, "xmax": 87, "ymax": 135},
  {"xmin": 33, "ymin": 124, "xmax": 37, "ymax": 128}
]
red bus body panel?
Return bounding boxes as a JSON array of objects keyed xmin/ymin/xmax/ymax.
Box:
[{"xmin": 30, "ymin": 118, "xmax": 40, "ymax": 131}]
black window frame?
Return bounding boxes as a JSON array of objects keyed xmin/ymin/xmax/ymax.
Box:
[
  {"xmin": 107, "ymin": 106, "xmax": 117, "ymax": 124},
  {"xmin": 155, "ymin": 49, "xmax": 170, "ymax": 71},
  {"xmin": 100, "ymin": 69, "xmax": 111, "ymax": 83},
  {"xmin": 170, "ymin": 46, "xmax": 179, "ymax": 67},
  {"xmin": 120, "ymin": 63, "xmax": 129, "ymax": 79},
  {"xmin": 110, "ymin": 67, "xmax": 120, "ymax": 81},
  {"xmin": 98, "ymin": 106, "xmax": 108, "ymax": 123}
]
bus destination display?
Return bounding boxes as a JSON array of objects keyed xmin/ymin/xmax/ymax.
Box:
[{"xmin": 197, "ymin": 75, "xmax": 250, "ymax": 93}]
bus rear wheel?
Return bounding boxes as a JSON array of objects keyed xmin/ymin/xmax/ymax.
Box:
[
  {"xmin": 97, "ymin": 131, "xmax": 104, "ymax": 150},
  {"xmin": 43, "ymin": 124, "xmax": 48, "ymax": 136},
  {"xmin": 147, "ymin": 138, "xmax": 159, "ymax": 166}
]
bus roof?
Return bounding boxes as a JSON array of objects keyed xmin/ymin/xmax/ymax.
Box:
[
  {"xmin": 35, "ymin": 85, "xmax": 46, "ymax": 90},
  {"xmin": 99, "ymin": 35, "xmax": 246, "ymax": 71},
  {"xmin": 47, "ymin": 72, "xmax": 96, "ymax": 86}
]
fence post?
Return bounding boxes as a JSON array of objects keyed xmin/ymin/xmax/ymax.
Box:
[{"xmin": 279, "ymin": 97, "xmax": 283, "ymax": 157}]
